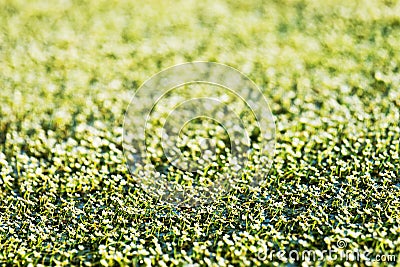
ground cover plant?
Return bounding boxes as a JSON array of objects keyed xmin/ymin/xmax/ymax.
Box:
[{"xmin": 0, "ymin": 0, "xmax": 400, "ymax": 266}]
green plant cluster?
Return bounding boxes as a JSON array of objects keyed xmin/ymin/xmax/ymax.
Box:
[{"xmin": 0, "ymin": 0, "xmax": 399, "ymax": 266}]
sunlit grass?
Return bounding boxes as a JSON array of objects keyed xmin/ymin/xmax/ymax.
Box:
[{"xmin": 0, "ymin": 0, "xmax": 399, "ymax": 266}]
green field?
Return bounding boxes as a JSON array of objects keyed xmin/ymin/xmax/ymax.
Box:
[{"xmin": 1, "ymin": 0, "xmax": 400, "ymax": 266}]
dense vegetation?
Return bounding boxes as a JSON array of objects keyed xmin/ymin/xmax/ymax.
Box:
[{"xmin": 0, "ymin": 0, "xmax": 399, "ymax": 266}]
